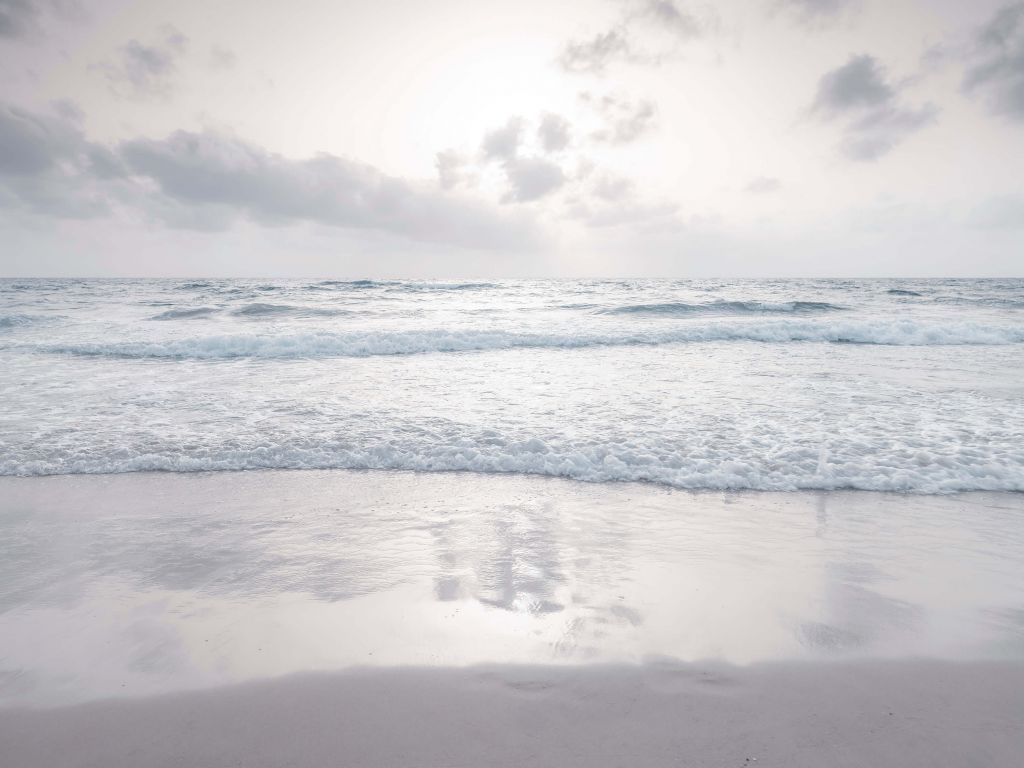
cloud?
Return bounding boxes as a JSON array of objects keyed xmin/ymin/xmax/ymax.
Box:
[
  {"xmin": 0, "ymin": 102, "xmax": 114, "ymax": 217},
  {"xmin": 537, "ymin": 112, "xmax": 571, "ymax": 153},
  {"xmin": 639, "ymin": 1, "xmax": 704, "ymax": 39},
  {"xmin": 0, "ymin": 103, "xmax": 75, "ymax": 175},
  {"xmin": 481, "ymin": 117, "xmax": 524, "ymax": 160},
  {"xmin": 812, "ymin": 55, "xmax": 937, "ymax": 160},
  {"xmin": 591, "ymin": 173, "xmax": 634, "ymax": 202},
  {"xmin": 97, "ymin": 25, "xmax": 189, "ymax": 99},
  {"xmin": 435, "ymin": 149, "xmax": 470, "ymax": 191},
  {"xmin": 776, "ymin": 0, "xmax": 858, "ymax": 25},
  {"xmin": 119, "ymin": 131, "xmax": 539, "ymax": 248},
  {"xmin": 963, "ymin": 3, "xmax": 1024, "ymax": 121},
  {"xmin": 558, "ymin": 2, "xmax": 713, "ymax": 75},
  {"xmin": 746, "ymin": 176, "xmax": 782, "ymax": 194},
  {"xmin": 839, "ymin": 105, "xmax": 937, "ymax": 161},
  {"xmin": 501, "ymin": 156, "xmax": 566, "ymax": 203},
  {"xmin": 0, "ymin": 0, "xmax": 38, "ymax": 39},
  {"xmin": 0, "ymin": 102, "xmax": 538, "ymax": 250},
  {"xmin": 813, "ymin": 54, "xmax": 894, "ymax": 113},
  {"xmin": 559, "ymin": 27, "xmax": 630, "ymax": 74},
  {"xmin": 581, "ymin": 92, "xmax": 657, "ymax": 143},
  {"xmin": 208, "ymin": 45, "xmax": 236, "ymax": 71}
]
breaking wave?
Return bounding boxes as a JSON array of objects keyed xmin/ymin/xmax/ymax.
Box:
[
  {"xmin": 150, "ymin": 306, "xmax": 221, "ymax": 320},
  {"xmin": 32, "ymin": 319, "xmax": 1024, "ymax": 359},
  {"xmin": 0, "ymin": 314, "xmax": 52, "ymax": 330},
  {"xmin": 599, "ymin": 300, "xmax": 843, "ymax": 316},
  {"xmin": 5, "ymin": 432, "xmax": 1021, "ymax": 493},
  {"xmin": 230, "ymin": 303, "xmax": 358, "ymax": 318}
]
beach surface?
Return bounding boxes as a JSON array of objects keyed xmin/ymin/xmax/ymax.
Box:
[
  {"xmin": 3, "ymin": 659, "xmax": 1023, "ymax": 768},
  {"xmin": 1, "ymin": 470, "xmax": 1022, "ymax": 766}
]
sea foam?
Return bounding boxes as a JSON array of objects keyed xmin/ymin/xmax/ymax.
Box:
[{"xmin": 33, "ymin": 319, "xmax": 1024, "ymax": 359}]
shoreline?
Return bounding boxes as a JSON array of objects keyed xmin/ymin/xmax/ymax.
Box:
[
  {"xmin": 2, "ymin": 469, "xmax": 1022, "ymax": 765},
  {"xmin": 3, "ymin": 464, "xmax": 1024, "ymax": 494}
]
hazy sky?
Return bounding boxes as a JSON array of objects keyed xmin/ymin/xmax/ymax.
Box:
[{"xmin": 1, "ymin": 0, "xmax": 1022, "ymax": 277}]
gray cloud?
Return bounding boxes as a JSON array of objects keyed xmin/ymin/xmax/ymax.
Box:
[
  {"xmin": 813, "ymin": 54, "xmax": 894, "ymax": 113},
  {"xmin": 537, "ymin": 112, "xmax": 571, "ymax": 153},
  {"xmin": 591, "ymin": 173, "xmax": 634, "ymax": 202},
  {"xmin": 0, "ymin": 103, "xmax": 113, "ymax": 217},
  {"xmin": 208, "ymin": 45, "xmax": 236, "ymax": 71},
  {"xmin": 501, "ymin": 156, "xmax": 566, "ymax": 203},
  {"xmin": 639, "ymin": 1, "xmax": 704, "ymax": 39},
  {"xmin": 120, "ymin": 131, "xmax": 538, "ymax": 248},
  {"xmin": 481, "ymin": 117, "xmax": 524, "ymax": 160},
  {"xmin": 812, "ymin": 55, "xmax": 937, "ymax": 160},
  {"xmin": 840, "ymin": 104, "xmax": 937, "ymax": 161},
  {"xmin": 0, "ymin": 103, "xmax": 74, "ymax": 175},
  {"xmin": 435, "ymin": 149, "xmax": 467, "ymax": 191},
  {"xmin": 776, "ymin": 0, "xmax": 857, "ymax": 25},
  {"xmin": 558, "ymin": 2, "xmax": 712, "ymax": 75},
  {"xmin": 963, "ymin": 3, "xmax": 1024, "ymax": 120},
  {"xmin": 582, "ymin": 93, "xmax": 657, "ymax": 144},
  {"xmin": 746, "ymin": 176, "xmax": 782, "ymax": 194},
  {"xmin": 0, "ymin": 0, "xmax": 37, "ymax": 38},
  {"xmin": 97, "ymin": 25, "xmax": 188, "ymax": 99},
  {"xmin": 0, "ymin": 102, "xmax": 537, "ymax": 250},
  {"xmin": 559, "ymin": 27, "xmax": 630, "ymax": 74}
]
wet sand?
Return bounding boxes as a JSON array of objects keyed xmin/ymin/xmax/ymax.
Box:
[
  {"xmin": 1, "ymin": 470, "xmax": 1022, "ymax": 765},
  {"xmin": 3, "ymin": 659, "xmax": 1023, "ymax": 768}
]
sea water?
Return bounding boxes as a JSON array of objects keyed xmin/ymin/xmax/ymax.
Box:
[{"xmin": 2, "ymin": 277, "xmax": 1023, "ymax": 492}]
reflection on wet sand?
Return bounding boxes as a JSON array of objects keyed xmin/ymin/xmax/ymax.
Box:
[{"xmin": 0, "ymin": 470, "xmax": 1022, "ymax": 707}]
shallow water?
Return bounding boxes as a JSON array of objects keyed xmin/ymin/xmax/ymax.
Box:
[
  {"xmin": 1, "ymin": 471, "xmax": 1022, "ymax": 706},
  {"xmin": 2, "ymin": 277, "xmax": 1023, "ymax": 491}
]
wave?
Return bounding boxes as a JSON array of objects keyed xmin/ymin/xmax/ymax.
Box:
[
  {"xmin": 150, "ymin": 306, "xmax": 221, "ymax": 320},
  {"xmin": 173, "ymin": 281, "xmax": 215, "ymax": 291},
  {"xmin": 0, "ymin": 314, "xmax": 51, "ymax": 330},
  {"xmin": 230, "ymin": 303, "xmax": 358, "ymax": 318},
  {"xmin": 933, "ymin": 296, "xmax": 1024, "ymax": 309},
  {"xmin": 32, "ymin": 319, "xmax": 1024, "ymax": 359},
  {"xmin": 315, "ymin": 280, "xmax": 498, "ymax": 292},
  {"xmin": 4, "ymin": 435, "xmax": 1021, "ymax": 493},
  {"xmin": 886, "ymin": 289, "xmax": 923, "ymax": 297},
  {"xmin": 599, "ymin": 300, "xmax": 843, "ymax": 316}
]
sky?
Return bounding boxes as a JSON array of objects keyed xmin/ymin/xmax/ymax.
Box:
[{"xmin": 0, "ymin": 0, "xmax": 1022, "ymax": 277}]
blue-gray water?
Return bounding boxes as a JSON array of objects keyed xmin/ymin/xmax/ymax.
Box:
[{"xmin": 2, "ymin": 277, "xmax": 1023, "ymax": 491}]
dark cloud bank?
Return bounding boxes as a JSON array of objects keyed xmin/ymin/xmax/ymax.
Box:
[
  {"xmin": 0, "ymin": 102, "xmax": 538, "ymax": 250},
  {"xmin": 964, "ymin": 3, "xmax": 1024, "ymax": 121},
  {"xmin": 812, "ymin": 54, "xmax": 937, "ymax": 160}
]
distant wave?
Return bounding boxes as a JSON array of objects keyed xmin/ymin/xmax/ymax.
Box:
[
  {"xmin": 231, "ymin": 303, "xmax": 358, "ymax": 318},
  {"xmin": 150, "ymin": 306, "xmax": 221, "ymax": 320},
  {"xmin": 0, "ymin": 314, "xmax": 50, "ymax": 330},
  {"xmin": 315, "ymin": 280, "xmax": 498, "ymax": 292},
  {"xmin": 934, "ymin": 296, "xmax": 1024, "ymax": 309},
  {"xmin": 599, "ymin": 300, "xmax": 843, "ymax": 316},
  {"xmin": 173, "ymin": 281, "xmax": 215, "ymax": 291},
  {"xmin": 886, "ymin": 289, "xmax": 923, "ymax": 297},
  {"xmin": 34, "ymin": 319, "xmax": 1024, "ymax": 359}
]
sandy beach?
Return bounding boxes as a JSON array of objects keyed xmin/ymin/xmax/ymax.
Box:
[
  {"xmin": 3, "ymin": 659, "xmax": 1023, "ymax": 768},
  {"xmin": 1, "ymin": 470, "xmax": 1022, "ymax": 766}
]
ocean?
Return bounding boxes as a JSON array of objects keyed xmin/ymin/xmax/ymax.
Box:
[{"xmin": 2, "ymin": 277, "xmax": 1023, "ymax": 492}]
